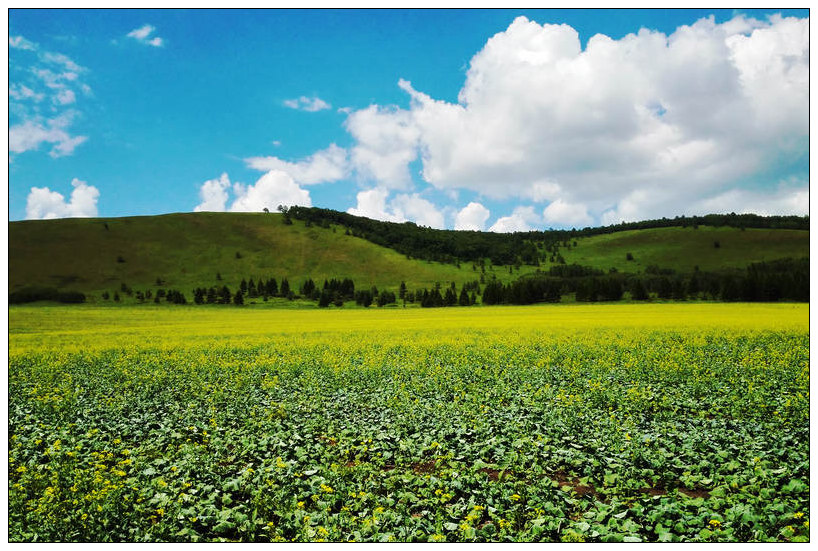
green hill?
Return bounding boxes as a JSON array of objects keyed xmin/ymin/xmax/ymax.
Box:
[
  {"xmin": 562, "ymin": 226, "xmax": 809, "ymax": 274},
  {"xmin": 9, "ymin": 213, "xmax": 476, "ymax": 301},
  {"xmin": 8, "ymin": 211, "xmax": 808, "ymax": 304}
]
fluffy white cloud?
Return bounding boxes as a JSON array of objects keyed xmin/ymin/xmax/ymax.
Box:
[
  {"xmin": 283, "ymin": 96, "xmax": 331, "ymax": 112},
  {"xmin": 344, "ymin": 104, "xmax": 419, "ymax": 190},
  {"xmin": 392, "ymin": 193, "xmax": 445, "ymax": 229},
  {"xmin": 488, "ymin": 206, "xmax": 540, "ymax": 233},
  {"xmin": 127, "ymin": 24, "xmax": 164, "ymax": 47},
  {"xmin": 542, "ymin": 199, "xmax": 593, "ymax": 228},
  {"xmin": 245, "ymin": 144, "xmax": 348, "ymax": 184},
  {"xmin": 347, "ymin": 188, "xmax": 401, "ymax": 222},
  {"xmin": 690, "ymin": 183, "xmax": 809, "ymax": 218},
  {"xmin": 347, "ymin": 188, "xmax": 445, "ymax": 228},
  {"xmin": 332, "ymin": 14, "xmax": 808, "ymax": 225},
  {"xmin": 194, "ymin": 173, "xmax": 231, "ymax": 212},
  {"xmin": 194, "ymin": 171, "xmax": 311, "ymax": 213},
  {"xmin": 231, "ymin": 171, "xmax": 311, "ymax": 212},
  {"xmin": 454, "ymin": 202, "xmax": 490, "ymax": 231},
  {"xmin": 26, "ymin": 178, "xmax": 99, "ymax": 219}
]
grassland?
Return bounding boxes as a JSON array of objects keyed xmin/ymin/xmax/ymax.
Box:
[
  {"xmin": 562, "ymin": 226, "xmax": 809, "ymax": 274},
  {"xmin": 8, "ymin": 303, "xmax": 809, "ymax": 542},
  {"xmin": 8, "ymin": 213, "xmax": 472, "ymax": 297},
  {"xmin": 9, "ymin": 213, "xmax": 808, "ymax": 302}
]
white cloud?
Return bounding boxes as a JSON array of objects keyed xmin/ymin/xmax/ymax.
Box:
[
  {"xmin": 244, "ymin": 144, "xmax": 348, "ymax": 184},
  {"xmin": 194, "ymin": 171, "xmax": 311, "ymax": 213},
  {"xmin": 344, "ymin": 104, "xmax": 419, "ymax": 189},
  {"xmin": 25, "ymin": 178, "xmax": 99, "ymax": 219},
  {"xmin": 347, "ymin": 187, "xmax": 445, "ymax": 228},
  {"xmin": 41, "ymin": 52, "xmax": 82, "ymax": 72},
  {"xmin": 9, "ymin": 84, "xmax": 45, "ymax": 102},
  {"xmin": 542, "ymin": 199, "xmax": 593, "ymax": 228},
  {"xmin": 329, "ymin": 14, "xmax": 807, "ymax": 224},
  {"xmin": 454, "ymin": 202, "xmax": 490, "ymax": 231},
  {"xmin": 54, "ymin": 89, "xmax": 76, "ymax": 105},
  {"xmin": 488, "ymin": 206, "xmax": 540, "ymax": 233},
  {"xmin": 283, "ymin": 96, "xmax": 331, "ymax": 112},
  {"xmin": 231, "ymin": 171, "xmax": 311, "ymax": 212},
  {"xmin": 691, "ymin": 183, "xmax": 809, "ymax": 217},
  {"xmin": 391, "ymin": 193, "xmax": 445, "ymax": 228},
  {"xmin": 194, "ymin": 173, "xmax": 231, "ymax": 212},
  {"xmin": 9, "ymin": 35, "xmax": 37, "ymax": 50},
  {"xmin": 347, "ymin": 188, "xmax": 401, "ymax": 222},
  {"xmin": 9, "ymin": 118, "xmax": 88, "ymax": 158},
  {"xmin": 127, "ymin": 24, "xmax": 164, "ymax": 47},
  {"xmin": 9, "ymin": 38, "xmax": 90, "ymax": 160}
]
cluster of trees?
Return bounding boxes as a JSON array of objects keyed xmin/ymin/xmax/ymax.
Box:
[
  {"xmin": 413, "ymin": 281, "xmax": 480, "ymax": 307},
  {"xmin": 283, "ymin": 206, "xmax": 808, "ymax": 267},
  {"xmin": 238, "ymin": 277, "xmax": 291, "ymax": 299},
  {"xmin": 9, "ymin": 286, "xmax": 86, "ymax": 304},
  {"xmin": 353, "ymin": 288, "xmax": 396, "ymax": 307},
  {"xmin": 470, "ymin": 258, "xmax": 809, "ymax": 306}
]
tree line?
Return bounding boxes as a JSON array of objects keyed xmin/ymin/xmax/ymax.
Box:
[
  {"xmin": 469, "ymin": 257, "xmax": 808, "ymax": 306},
  {"xmin": 282, "ymin": 206, "xmax": 808, "ymax": 267}
]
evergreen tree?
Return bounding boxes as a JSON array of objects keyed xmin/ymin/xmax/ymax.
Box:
[
  {"xmin": 630, "ymin": 279, "xmax": 650, "ymax": 301},
  {"xmin": 458, "ymin": 287, "xmax": 470, "ymax": 306},
  {"xmin": 219, "ymin": 286, "xmax": 231, "ymax": 304},
  {"xmin": 233, "ymin": 290, "xmax": 244, "ymax": 305}
]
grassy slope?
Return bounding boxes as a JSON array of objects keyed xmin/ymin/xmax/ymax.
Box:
[
  {"xmin": 9, "ymin": 213, "xmax": 808, "ymax": 302},
  {"xmin": 561, "ymin": 226, "xmax": 808, "ymax": 274},
  {"xmin": 9, "ymin": 213, "xmax": 480, "ymax": 298}
]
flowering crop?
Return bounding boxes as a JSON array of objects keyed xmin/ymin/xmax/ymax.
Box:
[{"xmin": 8, "ymin": 304, "xmax": 809, "ymax": 542}]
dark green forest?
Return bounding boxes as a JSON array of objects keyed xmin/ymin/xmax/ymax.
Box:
[{"xmin": 286, "ymin": 206, "xmax": 809, "ymax": 266}]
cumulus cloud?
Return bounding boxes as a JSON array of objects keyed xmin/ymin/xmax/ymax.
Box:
[
  {"xmin": 542, "ymin": 199, "xmax": 593, "ymax": 228},
  {"xmin": 245, "ymin": 144, "xmax": 348, "ymax": 184},
  {"xmin": 690, "ymin": 182, "xmax": 809, "ymax": 217},
  {"xmin": 454, "ymin": 202, "xmax": 491, "ymax": 231},
  {"xmin": 488, "ymin": 206, "xmax": 540, "ymax": 233},
  {"xmin": 194, "ymin": 173, "xmax": 231, "ymax": 212},
  {"xmin": 26, "ymin": 178, "xmax": 99, "ymax": 219},
  {"xmin": 127, "ymin": 24, "xmax": 164, "ymax": 47},
  {"xmin": 347, "ymin": 188, "xmax": 445, "ymax": 228},
  {"xmin": 332, "ymin": 14, "xmax": 808, "ymax": 225},
  {"xmin": 283, "ymin": 96, "xmax": 331, "ymax": 112},
  {"xmin": 194, "ymin": 171, "xmax": 311, "ymax": 213},
  {"xmin": 344, "ymin": 104, "xmax": 419, "ymax": 190}
]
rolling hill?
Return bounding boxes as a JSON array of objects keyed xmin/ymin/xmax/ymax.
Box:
[{"xmin": 8, "ymin": 210, "xmax": 809, "ymax": 304}]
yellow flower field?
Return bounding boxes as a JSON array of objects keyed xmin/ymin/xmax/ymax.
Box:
[{"xmin": 8, "ymin": 303, "xmax": 809, "ymax": 542}]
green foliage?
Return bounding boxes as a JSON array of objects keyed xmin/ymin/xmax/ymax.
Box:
[
  {"xmin": 8, "ymin": 213, "xmax": 808, "ymax": 306},
  {"xmin": 8, "ymin": 318, "xmax": 809, "ymax": 542}
]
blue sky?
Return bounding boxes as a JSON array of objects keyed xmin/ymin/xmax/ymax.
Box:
[{"xmin": 8, "ymin": 9, "xmax": 809, "ymax": 230}]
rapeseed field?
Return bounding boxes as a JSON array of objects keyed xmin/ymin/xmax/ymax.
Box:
[{"xmin": 8, "ymin": 304, "xmax": 809, "ymax": 542}]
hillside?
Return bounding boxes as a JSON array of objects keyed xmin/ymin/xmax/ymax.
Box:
[
  {"xmin": 9, "ymin": 211, "xmax": 809, "ymax": 304},
  {"xmin": 563, "ymin": 226, "xmax": 809, "ymax": 274},
  {"xmin": 8, "ymin": 213, "xmax": 479, "ymax": 300}
]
